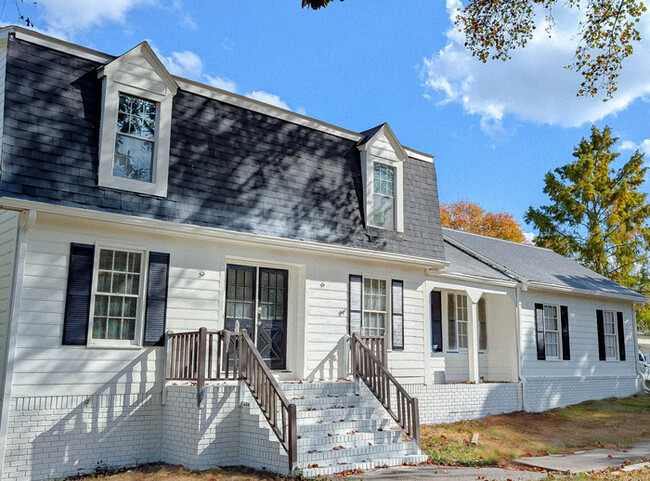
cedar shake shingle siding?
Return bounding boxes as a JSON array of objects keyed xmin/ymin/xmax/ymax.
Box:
[{"xmin": 0, "ymin": 36, "xmax": 445, "ymax": 261}]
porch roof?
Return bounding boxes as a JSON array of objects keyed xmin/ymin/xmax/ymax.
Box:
[{"xmin": 443, "ymin": 228, "xmax": 647, "ymax": 302}]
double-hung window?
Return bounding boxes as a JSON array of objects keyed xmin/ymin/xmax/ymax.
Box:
[
  {"xmin": 543, "ymin": 305, "xmax": 560, "ymax": 359},
  {"xmin": 90, "ymin": 248, "xmax": 145, "ymax": 344},
  {"xmin": 447, "ymin": 293, "xmax": 468, "ymax": 349},
  {"xmin": 362, "ymin": 278, "xmax": 387, "ymax": 337},
  {"xmin": 372, "ymin": 163, "xmax": 395, "ymax": 229},
  {"xmin": 603, "ymin": 310, "xmax": 618, "ymax": 360},
  {"xmin": 114, "ymin": 94, "xmax": 157, "ymax": 183}
]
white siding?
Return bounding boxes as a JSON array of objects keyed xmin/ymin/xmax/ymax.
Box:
[
  {"xmin": 12, "ymin": 212, "xmax": 428, "ymax": 397},
  {"xmin": 520, "ymin": 290, "xmax": 638, "ymax": 380},
  {"xmin": 0, "ymin": 210, "xmax": 18, "ymax": 393}
]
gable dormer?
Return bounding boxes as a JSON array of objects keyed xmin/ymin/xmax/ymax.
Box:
[
  {"xmin": 97, "ymin": 42, "xmax": 178, "ymax": 197},
  {"xmin": 357, "ymin": 123, "xmax": 406, "ymax": 233}
]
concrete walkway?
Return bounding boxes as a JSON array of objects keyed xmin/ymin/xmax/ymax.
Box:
[
  {"xmin": 338, "ymin": 465, "xmax": 547, "ymax": 480},
  {"xmin": 515, "ymin": 440, "xmax": 650, "ymax": 474}
]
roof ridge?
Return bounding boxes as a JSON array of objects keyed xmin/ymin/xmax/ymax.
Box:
[{"xmin": 441, "ymin": 227, "xmax": 555, "ymax": 253}]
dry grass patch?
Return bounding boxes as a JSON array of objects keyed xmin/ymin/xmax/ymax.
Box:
[
  {"xmin": 421, "ymin": 393, "xmax": 650, "ymax": 466},
  {"xmin": 542, "ymin": 466, "xmax": 650, "ymax": 480},
  {"xmin": 64, "ymin": 464, "xmax": 296, "ymax": 481}
]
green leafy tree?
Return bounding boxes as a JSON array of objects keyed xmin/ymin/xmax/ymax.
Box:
[
  {"xmin": 525, "ymin": 125, "xmax": 650, "ymax": 330},
  {"xmin": 302, "ymin": 0, "xmax": 647, "ymax": 99}
]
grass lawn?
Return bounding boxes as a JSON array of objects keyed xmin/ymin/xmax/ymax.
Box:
[
  {"xmin": 63, "ymin": 464, "xmax": 296, "ymax": 481},
  {"xmin": 421, "ymin": 393, "xmax": 650, "ymax": 466}
]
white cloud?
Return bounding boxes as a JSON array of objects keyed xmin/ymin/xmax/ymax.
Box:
[
  {"xmin": 204, "ymin": 75, "xmax": 237, "ymax": 92},
  {"xmin": 423, "ymin": 2, "xmax": 650, "ymax": 132},
  {"xmin": 246, "ymin": 91, "xmax": 291, "ymax": 111},
  {"xmin": 155, "ymin": 49, "xmax": 204, "ymax": 78},
  {"xmin": 523, "ymin": 232, "xmax": 536, "ymax": 244},
  {"xmin": 620, "ymin": 139, "xmax": 650, "ymax": 154},
  {"xmin": 35, "ymin": 0, "xmax": 149, "ymax": 39}
]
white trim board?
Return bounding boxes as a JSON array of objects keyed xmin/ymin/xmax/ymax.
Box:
[{"xmin": 0, "ymin": 197, "xmax": 450, "ymax": 270}]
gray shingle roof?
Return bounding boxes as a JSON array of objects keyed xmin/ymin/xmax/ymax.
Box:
[
  {"xmin": 443, "ymin": 241, "xmax": 512, "ymax": 281},
  {"xmin": 0, "ymin": 36, "xmax": 446, "ymax": 262},
  {"xmin": 443, "ymin": 228, "xmax": 647, "ymax": 301}
]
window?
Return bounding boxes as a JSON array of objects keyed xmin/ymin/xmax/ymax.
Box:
[
  {"xmin": 89, "ymin": 248, "xmax": 145, "ymax": 343},
  {"xmin": 603, "ymin": 310, "xmax": 618, "ymax": 360},
  {"xmin": 362, "ymin": 278, "xmax": 387, "ymax": 336},
  {"xmin": 372, "ymin": 163, "xmax": 395, "ymax": 229},
  {"xmin": 97, "ymin": 43, "xmax": 177, "ymax": 197},
  {"xmin": 357, "ymin": 124, "xmax": 405, "ymax": 232},
  {"xmin": 478, "ymin": 297, "xmax": 487, "ymax": 350},
  {"xmin": 542, "ymin": 305, "xmax": 560, "ymax": 359},
  {"xmin": 447, "ymin": 293, "xmax": 468, "ymax": 349},
  {"xmin": 114, "ymin": 94, "xmax": 157, "ymax": 182}
]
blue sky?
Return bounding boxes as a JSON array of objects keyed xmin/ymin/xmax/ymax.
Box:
[{"xmin": 5, "ymin": 1, "xmax": 650, "ymax": 235}]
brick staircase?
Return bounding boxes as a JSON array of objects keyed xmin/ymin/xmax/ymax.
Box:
[{"xmin": 281, "ymin": 380, "xmax": 427, "ymax": 477}]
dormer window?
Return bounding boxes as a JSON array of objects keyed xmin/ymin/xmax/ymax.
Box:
[
  {"xmin": 373, "ymin": 162, "xmax": 396, "ymax": 229},
  {"xmin": 97, "ymin": 42, "xmax": 178, "ymax": 197},
  {"xmin": 358, "ymin": 123, "xmax": 406, "ymax": 233}
]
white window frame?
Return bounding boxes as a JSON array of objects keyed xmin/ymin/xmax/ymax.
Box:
[
  {"xmin": 358, "ymin": 125, "xmax": 405, "ymax": 233},
  {"xmin": 361, "ymin": 277, "xmax": 389, "ymax": 338},
  {"xmin": 97, "ymin": 43, "xmax": 177, "ymax": 197},
  {"xmin": 447, "ymin": 293, "xmax": 469, "ymax": 351},
  {"xmin": 603, "ymin": 310, "xmax": 619, "ymax": 360},
  {"xmin": 87, "ymin": 246, "xmax": 148, "ymax": 348},
  {"xmin": 542, "ymin": 304, "xmax": 562, "ymax": 360}
]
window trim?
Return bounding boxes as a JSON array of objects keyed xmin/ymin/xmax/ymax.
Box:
[
  {"xmin": 357, "ymin": 124, "xmax": 406, "ymax": 233},
  {"xmin": 447, "ymin": 292, "xmax": 469, "ymax": 351},
  {"xmin": 541, "ymin": 304, "xmax": 562, "ymax": 361},
  {"xmin": 602, "ymin": 309, "xmax": 619, "ymax": 361},
  {"xmin": 98, "ymin": 81, "xmax": 172, "ymax": 197},
  {"xmin": 87, "ymin": 245, "xmax": 149, "ymax": 348},
  {"xmin": 361, "ymin": 276, "xmax": 390, "ymax": 338}
]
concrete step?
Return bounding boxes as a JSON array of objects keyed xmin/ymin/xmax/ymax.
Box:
[
  {"xmin": 297, "ymin": 430, "xmax": 404, "ymax": 453},
  {"xmin": 296, "ymin": 440, "xmax": 416, "ymax": 464},
  {"xmin": 288, "ymin": 393, "xmax": 367, "ymax": 407},
  {"xmin": 295, "ymin": 453, "xmax": 429, "ymax": 477},
  {"xmin": 297, "ymin": 417, "xmax": 392, "ymax": 434},
  {"xmin": 296, "ymin": 406, "xmax": 382, "ymax": 423},
  {"xmin": 281, "ymin": 381, "xmax": 356, "ymax": 397}
]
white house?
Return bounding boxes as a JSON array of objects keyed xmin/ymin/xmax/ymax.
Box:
[{"xmin": 0, "ymin": 26, "xmax": 644, "ymax": 480}]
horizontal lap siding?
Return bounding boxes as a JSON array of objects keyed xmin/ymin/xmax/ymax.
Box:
[
  {"xmin": 13, "ymin": 215, "xmax": 223, "ymax": 397},
  {"xmin": 0, "ymin": 210, "xmax": 18, "ymax": 392},
  {"xmin": 521, "ymin": 290, "xmax": 636, "ymax": 379}
]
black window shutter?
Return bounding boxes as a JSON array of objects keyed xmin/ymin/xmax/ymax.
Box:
[
  {"xmin": 391, "ymin": 280, "xmax": 404, "ymax": 350},
  {"xmin": 534, "ymin": 303, "xmax": 546, "ymax": 360},
  {"xmin": 596, "ymin": 309, "xmax": 606, "ymax": 361},
  {"xmin": 63, "ymin": 243, "xmax": 95, "ymax": 345},
  {"xmin": 617, "ymin": 311, "xmax": 626, "ymax": 361},
  {"xmin": 560, "ymin": 305, "xmax": 570, "ymax": 360},
  {"xmin": 348, "ymin": 275, "xmax": 362, "ymax": 335},
  {"xmin": 144, "ymin": 252, "xmax": 170, "ymax": 346},
  {"xmin": 431, "ymin": 290, "xmax": 443, "ymax": 353}
]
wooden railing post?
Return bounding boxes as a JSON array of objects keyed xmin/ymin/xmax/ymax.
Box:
[
  {"xmin": 412, "ymin": 397, "xmax": 420, "ymax": 446},
  {"xmin": 197, "ymin": 327, "xmax": 207, "ymax": 408},
  {"xmin": 288, "ymin": 403, "xmax": 297, "ymax": 472}
]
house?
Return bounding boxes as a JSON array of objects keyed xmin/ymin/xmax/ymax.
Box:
[{"xmin": 0, "ymin": 26, "xmax": 645, "ymax": 480}]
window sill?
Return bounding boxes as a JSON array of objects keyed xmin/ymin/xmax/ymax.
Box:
[{"xmin": 86, "ymin": 342, "xmax": 143, "ymax": 350}]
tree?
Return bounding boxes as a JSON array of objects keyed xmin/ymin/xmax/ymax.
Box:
[
  {"xmin": 525, "ymin": 125, "xmax": 650, "ymax": 329},
  {"xmin": 440, "ymin": 201, "xmax": 527, "ymax": 243},
  {"xmin": 302, "ymin": 0, "xmax": 647, "ymax": 99}
]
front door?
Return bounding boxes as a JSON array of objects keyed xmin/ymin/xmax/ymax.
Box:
[{"xmin": 225, "ymin": 264, "xmax": 288, "ymax": 370}]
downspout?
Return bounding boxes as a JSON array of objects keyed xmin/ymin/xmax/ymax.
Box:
[
  {"xmin": 515, "ymin": 282, "xmax": 527, "ymax": 411},
  {"xmin": 0, "ymin": 209, "xmax": 36, "ymax": 478},
  {"xmin": 631, "ymin": 307, "xmax": 650, "ymax": 393}
]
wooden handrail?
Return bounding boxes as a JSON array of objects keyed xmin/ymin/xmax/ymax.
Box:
[
  {"xmin": 165, "ymin": 328, "xmax": 297, "ymax": 472},
  {"xmin": 360, "ymin": 334, "xmax": 388, "ymax": 364},
  {"xmin": 351, "ymin": 332, "xmax": 420, "ymax": 444}
]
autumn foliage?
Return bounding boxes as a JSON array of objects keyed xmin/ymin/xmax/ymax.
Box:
[{"xmin": 440, "ymin": 201, "xmax": 527, "ymax": 243}]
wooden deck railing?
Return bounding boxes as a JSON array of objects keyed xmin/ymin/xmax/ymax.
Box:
[
  {"xmin": 351, "ymin": 332, "xmax": 420, "ymax": 445},
  {"xmin": 360, "ymin": 334, "xmax": 388, "ymax": 364},
  {"xmin": 165, "ymin": 328, "xmax": 297, "ymax": 470}
]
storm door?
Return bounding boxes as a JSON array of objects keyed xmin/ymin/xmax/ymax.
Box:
[{"xmin": 225, "ymin": 264, "xmax": 288, "ymax": 370}]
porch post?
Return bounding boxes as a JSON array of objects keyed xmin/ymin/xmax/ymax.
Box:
[{"xmin": 466, "ymin": 289, "xmax": 482, "ymax": 384}]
